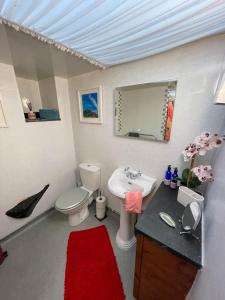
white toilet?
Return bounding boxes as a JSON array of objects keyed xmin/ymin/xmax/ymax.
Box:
[{"xmin": 55, "ymin": 163, "xmax": 100, "ymax": 226}]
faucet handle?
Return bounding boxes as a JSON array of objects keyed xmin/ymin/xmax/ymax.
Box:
[
  {"xmin": 138, "ymin": 170, "xmax": 142, "ymax": 176},
  {"xmin": 124, "ymin": 167, "xmax": 130, "ymax": 172}
]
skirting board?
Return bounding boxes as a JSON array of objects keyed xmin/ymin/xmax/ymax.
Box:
[
  {"xmin": 1, "ymin": 204, "xmax": 120, "ymax": 245},
  {"xmin": 1, "ymin": 207, "xmax": 54, "ymax": 246}
]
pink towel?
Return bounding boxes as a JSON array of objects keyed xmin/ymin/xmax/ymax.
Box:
[{"xmin": 125, "ymin": 191, "xmax": 142, "ymax": 213}]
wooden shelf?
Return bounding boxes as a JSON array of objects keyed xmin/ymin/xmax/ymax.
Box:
[{"xmin": 25, "ymin": 118, "xmax": 61, "ymax": 122}]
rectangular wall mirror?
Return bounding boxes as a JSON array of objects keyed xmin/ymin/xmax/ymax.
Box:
[{"xmin": 114, "ymin": 81, "xmax": 177, "ymax": 142}]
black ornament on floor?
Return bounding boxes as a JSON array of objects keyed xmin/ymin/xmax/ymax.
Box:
[{"xmin": 5, "ymin": 184, "xmax": 50, "ymax": 218}]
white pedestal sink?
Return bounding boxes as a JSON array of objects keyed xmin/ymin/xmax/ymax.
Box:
[{"xmin": 108, "ymin": 168, "xmax": 156, "ymax": 250}]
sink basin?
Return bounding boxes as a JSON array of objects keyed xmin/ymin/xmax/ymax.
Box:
[
  {"xmin": 108, "ymin": 167, "xmax": 157, "ymax": 250},
  {"xmin": 108, "ymin": 167, "xmax": 156, "ymax": 199}
]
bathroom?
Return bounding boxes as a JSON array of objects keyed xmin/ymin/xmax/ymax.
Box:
[{"xmin": 1, "ymin": 2, "xmax": 225, "ymax": 300}]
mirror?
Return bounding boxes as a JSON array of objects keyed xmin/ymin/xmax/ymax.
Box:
[
  {"xmin": 114, "ymin": 81, "xmax": 177, "ymax": 142},
  {"xmin": 181, "ymin": 201, "xmax": 202, "ymax": 232}
]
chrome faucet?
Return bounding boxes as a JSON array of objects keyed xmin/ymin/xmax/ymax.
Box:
[
  {"xmin": 130, "ymin": 170, "xmax": 142, "ymax": 179},
  {"xmin": 124, "ymin": 167, "xmax": 130, "ymax": 172},
  {"xmin": 124, "ymin": 167, "xmax": 142, "ymax": 180}
]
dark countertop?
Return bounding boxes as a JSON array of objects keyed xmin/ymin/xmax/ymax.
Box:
[{"xmin": 135, "ymin": 182, "xmax": 202, "ymax": 268}]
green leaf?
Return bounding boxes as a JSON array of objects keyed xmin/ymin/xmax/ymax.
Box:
[
  {"xmin": 191, "ymin": 176, "xmax": 201, "ymax": 188},
  {"xmin": 181, "ymin": 168, "xmax": 201, "ymax": 188},
  {"xmin": 182, "ymin": 168, "xmax": 190, "ymax": 183}
]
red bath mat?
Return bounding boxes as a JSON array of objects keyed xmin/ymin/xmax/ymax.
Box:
[{"xmin": 64, "ymin": 225, "xmax": 125, "ymax": 300}]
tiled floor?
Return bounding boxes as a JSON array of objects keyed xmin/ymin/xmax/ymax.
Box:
[{"xmin": 0, "ymin": 205, "xmax": 136, "ymax": 300}]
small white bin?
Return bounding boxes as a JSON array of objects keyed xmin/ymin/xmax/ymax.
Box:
[{"xmin": 177, "ymin": 186, "xmax": 204, "ymax": 207}]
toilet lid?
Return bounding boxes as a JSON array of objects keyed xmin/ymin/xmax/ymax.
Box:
[{"xmin": 55, "ymin": 187, "xmax": 89, "ymax": 210}]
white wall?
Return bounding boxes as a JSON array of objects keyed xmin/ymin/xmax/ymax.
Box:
[
  {"xmin": 69, "ymin": 34, "xmax": 225, "ymax": 213},
  {"xmin": 188, "ymin": 120, "xmax": 225, "ymax": 300},
  {"xmin": 16, "ymin": 77, "xmax": 42, "ymax": 112},
  {"xmin": 39, "ymin": 77, "xmax": 58, "ymax": 110},
  {"xmin": 0, "ymin": 63, "xmax": 76, "ymax": 239}
]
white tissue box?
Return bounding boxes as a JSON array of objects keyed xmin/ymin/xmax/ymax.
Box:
[{"xmin": 177, "ymin": 186, "xmax": 204, "ymax": 207}]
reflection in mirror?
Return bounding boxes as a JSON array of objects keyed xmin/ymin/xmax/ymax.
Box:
[
  {"xmin": 180, "ymin": 201, "xmax": 202, "ymax": 239},
  {"xmin": 114, "ymin": 81, "xmax": 177, "ymax": 142}
]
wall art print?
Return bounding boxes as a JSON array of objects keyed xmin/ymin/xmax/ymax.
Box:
[{"xmin": 78, "ymin": 87, "xmax": 103, "ymax": 124}]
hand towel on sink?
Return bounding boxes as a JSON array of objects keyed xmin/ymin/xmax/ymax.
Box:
[{"xmin": 125, "ymin": 191, "xmax": 142, "ymax": 213}]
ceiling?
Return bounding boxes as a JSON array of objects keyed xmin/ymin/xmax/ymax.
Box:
[
  {"xmin": 0, "ymin": 24, "xmax": 98, "ymax": 80},
  {"xmin": 1, "ymin": 0, "xmax": 225, "ymax": 66}
]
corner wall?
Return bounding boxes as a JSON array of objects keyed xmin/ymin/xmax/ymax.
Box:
[
  {"xmin": 188, "ymin": 120, "xmax": 225, "ymax": 300},
  {"xmin": 0, "ymin": 64, "xmax": 76, "ymax": 239},
  {"xmin": 69, "ymin": 34, "xmax": 225, "ymax": 213}
]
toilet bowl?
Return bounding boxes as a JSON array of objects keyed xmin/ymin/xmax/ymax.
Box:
[{"xmin": 55, "ymin": 163, "xmax": 100, "ymax": 226}]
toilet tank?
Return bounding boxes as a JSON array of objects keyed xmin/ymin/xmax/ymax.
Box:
[{"xmin": 79, "ymin": 163, "xmax": 100, "ymax": 192}]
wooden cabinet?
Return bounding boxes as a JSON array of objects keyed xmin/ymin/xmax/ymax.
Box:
[{"xmin": 134, "ymin": 234, "xmax": 198, "ymax": 300}]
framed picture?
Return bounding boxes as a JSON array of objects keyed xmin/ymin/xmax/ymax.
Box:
[
  {"xmin": 78, "ymin": 87, "xmax": 103, "ymax": 124},
  {"xmin": 0, "ymin": 94, "xmax": 7, "ymax": 128}
]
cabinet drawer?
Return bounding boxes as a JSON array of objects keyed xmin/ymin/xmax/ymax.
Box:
[{"xmin": 138, "ymin": 237, "xmax": 197, "ymax": 300}]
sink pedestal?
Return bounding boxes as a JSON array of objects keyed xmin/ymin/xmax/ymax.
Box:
[
  {"xmin": 108, "ymin": 167, "xmax": 157, "ymax": 251},
  {"xmin": 116, "ymin": 200, "xmax": 137, "ymax": 250}
]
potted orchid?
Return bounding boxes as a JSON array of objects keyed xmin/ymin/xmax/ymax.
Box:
[{"xmin": 181, "ymin": 132, "xmax": 224, "ymax": 188}]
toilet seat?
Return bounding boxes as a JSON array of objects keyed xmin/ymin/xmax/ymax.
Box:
[{"xmin": 55, "ymin": 187, "xmax": 89, "ymax": 211}]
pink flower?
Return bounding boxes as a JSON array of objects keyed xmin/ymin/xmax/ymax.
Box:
[
  {"xmin": 194, "ymin": 132, "xmax": 212, "ymax": 155},
  {"xmin": 209, "ymin": 134, "xmax": 223, "ymax": 148},
  {"xmin": 192, "ymin": 165, "xmax": 213, "ymax": 182},
  {"xmin": 183, "ymin": 132, "xmax": 224, "ymax": 160},
  {"xmin": 182, "ymin": 143, "xmax": 199, "ymax": 161}
]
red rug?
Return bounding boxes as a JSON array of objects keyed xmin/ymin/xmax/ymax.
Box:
[{"xmin": 64, "ymin": 225, "xmax": 125, "ymax": 300}]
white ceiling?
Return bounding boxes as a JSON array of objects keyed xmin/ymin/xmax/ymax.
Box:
[
  {"xmin": 1, "ymin": 0, "xmax": 225, "ymax": 66},
  {"xmin": 0, "ymin": 24, "xmax": 98, "ymax": 80}
]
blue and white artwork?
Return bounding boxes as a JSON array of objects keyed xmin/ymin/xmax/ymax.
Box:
[
  {"xmin": 78, "ymin": 87, "xmax": 102, "ymax": 124},
  {"xmin": 81, "ymin": 92, "xmax": 98, "ymax": 118}
]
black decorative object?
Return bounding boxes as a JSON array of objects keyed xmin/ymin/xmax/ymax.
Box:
[
  {"xmin": 128, "ymin": 132, "xmax": 140, "ymax": 137},
  {"xmin": 6, "ymin": 184, "xmax": 49, "ymax": 218}
]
